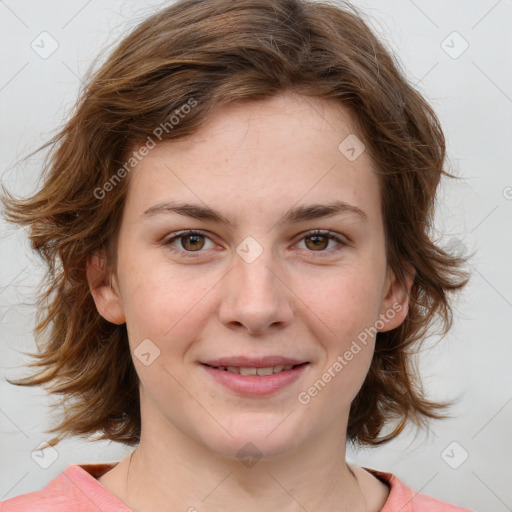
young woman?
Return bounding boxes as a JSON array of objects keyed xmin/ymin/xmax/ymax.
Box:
[{"xmin": 0, "ymin": 0, "xmax": 474, "ymax": 510}]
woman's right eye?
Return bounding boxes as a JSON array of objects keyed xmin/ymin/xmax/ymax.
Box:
[{"xmin": 164, "ymin": 230, "xmax": 214, "ymax": 258}]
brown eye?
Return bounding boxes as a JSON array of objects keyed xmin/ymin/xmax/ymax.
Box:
[
  {"xmin": 165, "ymin": 230, "xmax": 214, "ymax": 257},
  {"xmin": 180, "ymin": 232, "xmax": 205, "ymax": 251},
  {"xmin": 304, "ymin": 233, "xmax": 330, "ymax": 251},
  {"xmin": 297, "ymin": 230, "xmax": 347, "ymax": 255}
]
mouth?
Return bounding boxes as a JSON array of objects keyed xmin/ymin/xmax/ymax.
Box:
[
  {"xmin": 201, "ymin": 362, "xmax": 308, "ymax": 376},
  {"xmin": 199, "ymin": 360, "xmax": 310, "ymax": 396}
]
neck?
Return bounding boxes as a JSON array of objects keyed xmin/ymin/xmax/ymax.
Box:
[{"xmin": 113, "ymin": 425, "xmax": 367, "ymax": 512}]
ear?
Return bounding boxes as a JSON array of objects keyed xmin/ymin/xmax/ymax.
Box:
[
  {"xmin": 86, "ymin": 251, "xmax": 126, "ymax": 325},
  {"xmin": 377, "ymin": 263, "xmax": 415, "ymax": 332}
]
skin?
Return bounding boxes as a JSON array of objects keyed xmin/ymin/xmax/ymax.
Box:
[{"xmin": 87, "ymin": 91, "xmax": 413, "ymax": 512}]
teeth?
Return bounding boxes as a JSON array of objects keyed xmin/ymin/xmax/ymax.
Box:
[
  {"xmin": 239, "ymin": 367, "xmax": 257, "ymax": 376},
  {"xmin": 215, "ymin": 364, "xmax": 298, "ymax": 375},
  {"xmin": 256, "ymin": 366, "xmax": 274, "ymax": 376}
]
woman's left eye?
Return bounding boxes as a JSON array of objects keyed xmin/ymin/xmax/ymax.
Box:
[
  {"xmin": 164, "ymin": 229, "xmax": 347, "ymax": 258},
  {"xmin": 295, "ymin": 230, "xmax": 347, "ymax": 253}
]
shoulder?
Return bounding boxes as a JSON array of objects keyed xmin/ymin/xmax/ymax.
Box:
[
  {"xmin": 0, "ymin": 463, "xmax": 128, "ymax": 512},
  {"xmin": 0, "ymin": 488, "xmax": 66, "ymax": 512},
  {"xmin": 361, "ymin": 466, "xmax": 476, "ymax": 512}
]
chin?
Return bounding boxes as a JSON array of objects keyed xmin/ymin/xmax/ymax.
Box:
[{"xmin": 197, "ymin": 414, "xmax": 309, "ymax": 463}]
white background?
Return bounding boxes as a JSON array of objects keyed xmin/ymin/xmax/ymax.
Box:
[{"xmin": 1, "ymin": 1, "xmax": 511, "ymax": 510}]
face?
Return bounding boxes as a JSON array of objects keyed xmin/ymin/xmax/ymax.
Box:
[{"xmin": 88, "ymin": 92, "xmax": 411, "ymax": 461}]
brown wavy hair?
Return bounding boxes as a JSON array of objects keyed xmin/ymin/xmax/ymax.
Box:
[{"xmin": 1, "ymin": 0, "xmax": 470, "ymax": 448}]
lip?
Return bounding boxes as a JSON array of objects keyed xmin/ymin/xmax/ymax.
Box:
[
  {"xmin": 201, "ymin": 356, "xmax": 308, "ymax": 367},
  {"xmin": 200, "ymin": 362, "xmax": 309, "ymax": 397}
]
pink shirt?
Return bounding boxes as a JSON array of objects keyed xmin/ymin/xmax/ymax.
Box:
[{"xmin": 0, "ymin": 463, "xmax": 475, "ymax": 511}]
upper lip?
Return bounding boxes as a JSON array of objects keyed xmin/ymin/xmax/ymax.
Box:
[{"xmin": 201, "ymin": 356, "xmax": 309, "ymax": 368}]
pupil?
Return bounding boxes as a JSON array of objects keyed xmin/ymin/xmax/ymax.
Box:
[
  {"xmin": 184, "ymin": 234, "xmax": 203, "ymax": 250},
  {"xmin": 308, "ymin": 235, "xmax": 327, "ymax": 250}
]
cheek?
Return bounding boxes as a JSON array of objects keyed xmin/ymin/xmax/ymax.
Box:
[
  {"xmin": 306, "ymin": 286, "xmax": 378, "ymax": 406},
  {"xmin": 119, "ymin": 255, "xmax": 217, "ymax": 350},
  {"xmin": 301, "ymin": 263, "xmax": 383, "ymax": 340},
  {"xmin": 302, "ymin": 265, "xmax": 382, "ymax": 394}
]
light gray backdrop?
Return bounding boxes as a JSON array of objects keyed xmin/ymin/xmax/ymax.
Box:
[{"xmin": 1, "ymin": 1, "xmax": 511, "ymax": 511}]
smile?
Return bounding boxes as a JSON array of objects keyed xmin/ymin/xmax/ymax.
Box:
[
  {"xmin": 200, "ymin": 362, "xmax": 309, "ymax": 396},
  {"xmin": 204, "ymin": 363, "xmax": 304, "ymax": 375}
]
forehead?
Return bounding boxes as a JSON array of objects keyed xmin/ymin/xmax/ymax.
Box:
[{"xmin": 124, "ymin": 92, "xmax": 381, "ymax": 228}]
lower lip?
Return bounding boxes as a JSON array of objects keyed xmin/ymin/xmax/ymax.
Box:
[{"xmin": 200, "ymin": 363, "xmax": 309, "ymax": 396}]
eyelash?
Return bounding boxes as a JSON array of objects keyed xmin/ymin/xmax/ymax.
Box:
[{"xmin": 163, "ymin": 229, "xmax": 348, "ymax": 259}]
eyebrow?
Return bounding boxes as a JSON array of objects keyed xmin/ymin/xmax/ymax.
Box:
[{"xmin": 142, "ymin": 200, "xmax": 368, "ymax": 228}]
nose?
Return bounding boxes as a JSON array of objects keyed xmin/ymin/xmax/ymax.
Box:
[{"xmin": 218, "ymin": 246, "xmax": 294, "ymax": 336}]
